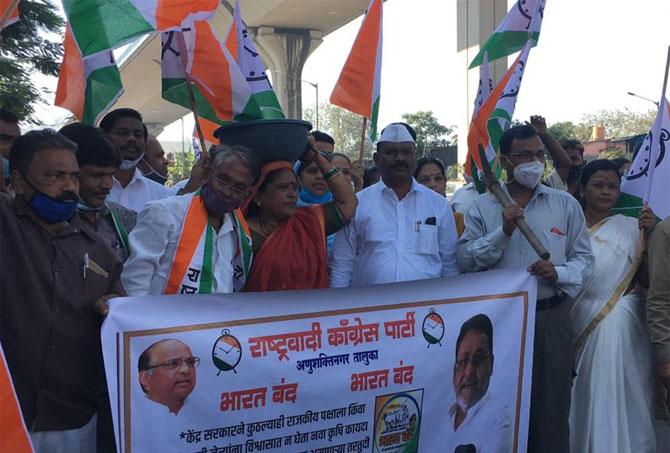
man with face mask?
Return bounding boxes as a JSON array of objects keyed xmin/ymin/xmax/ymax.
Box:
[
  {"xmin": 0, "ymin": 108, "xmax": 21, "ymax": 190},
  {"xmin": 99, "ymin": 109, "xmax": 172, "ymax": 212},
  {"xmin": 138, "ymin": 135, "xmax": 171, "ymax": 185},
  {"xmin": 0, "ymin": 130, "xmax": 124, "ymax": 453},
  {"xmin": 121, "ymin": 145, "xmax": 260, "ymax": 295},
  {"xmin": 330, "ymin": 122, "xmax": 460, "ymax": 287},
  {"xmin": 60, "ymin": 123, "xmax": 137, "ymax": 262},
  {"xmin": 457, "ymin": 124, "xmax": 593, "ymax": 453}
]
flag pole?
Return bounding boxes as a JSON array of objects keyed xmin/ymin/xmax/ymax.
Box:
[
  {"xmin": 358, "ymin": 116, "xmax": 367, "ymax": 165},
  {"xmin": 643, "ymin": 46, "xmax": 670, "ymax": 205},
  {"xmin": 185, "ymin": 79, "xmax": 208, "ymax": 157},
  {"xmin": 0, "ymin": 0, "xmax": 19, "ymax": 31}
]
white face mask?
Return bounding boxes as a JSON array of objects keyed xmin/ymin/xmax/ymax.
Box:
[
  {"xmin": 513, "ymin": 161, "xmax": 545, "ymax": 189},
  {"xmin": 118, "ymin": 153, "xmax": 145, "ymax": 170}
]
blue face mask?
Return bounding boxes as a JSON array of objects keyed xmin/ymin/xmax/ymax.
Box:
[
  {"xmin": 2, "ymin": 157, "xmax": 9, "ymax": 181},
  {"xmin": 30, "ymin": 189, "xmax": 78, "ymax": 223}
]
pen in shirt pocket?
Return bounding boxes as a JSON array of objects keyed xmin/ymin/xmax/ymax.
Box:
[{"xmin": 415, "ymin": 220, "xmax": 421, "ymax": 232}]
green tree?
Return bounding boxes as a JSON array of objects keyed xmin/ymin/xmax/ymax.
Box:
[
  {"xmin": 401, "ymin": 111, "xmax": 456, "ymax": 155},
  {"xmin": 168, "ymin": 149, "xmax": 196, "ymax": 186},
  {"xmin": 579, "ymin": 108, "xmax": 655, "ymax": 139},
  {"xmin": 303, "ymin": 104, "xmax": 373, "ymax": 160},
  {"xmin": 0, "ymin": 1, "xmax": 64, "ymax": 122},
  {"xmin": 547, "ymin": 121, "xmax": 591, "ymax": 142}
]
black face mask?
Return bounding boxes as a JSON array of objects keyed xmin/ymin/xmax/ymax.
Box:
[{"xmin": 567, "ymin": 163, "xmax": 586, "ymax": 183}]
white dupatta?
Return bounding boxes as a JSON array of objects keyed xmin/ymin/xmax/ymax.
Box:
[{"xmin": 569, "ymin": 214, "xmax": 642, "ymax": 349}]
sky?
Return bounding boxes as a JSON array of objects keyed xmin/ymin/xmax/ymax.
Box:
[{"xmin": 30, "ymin": 0, "xmax": 670, "ymax": 145}]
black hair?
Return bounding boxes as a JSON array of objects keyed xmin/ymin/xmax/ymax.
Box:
[
  {"xmin": 210, "ymin": 144, "xmax": 261, "ymax": 185},
  {"xmin": 363, "ymin": 164, "xmax": 380, "ymax": 188},
  {"xmin": 311, "ymin": 131, "xmax": 335, "ymax": 146},
  {"xmin": 99, "ymin": 108, "xmax": 148, "ymax": 141},
  {"xmin": 610, "ymin": 157, "xmax": 631, "ymax": 171},
  {"xmin": 580, "ymin": 159, "xmax": 621, "ymax": 187},
  {"xmin": 59, "ymin": 123, "xmax": 121, "ymax": 168},
  {"xmin": 499, "ymin": 124, "xmax": 538, "ymax": 155},
  {"xmin": 0, "ymin": 108, "xmax": 19, "ymax": 124},
  {"xmin": 327, "ymin": 152, "xmax": 352, "ymax": 166},
  {"xmin": 9, "ymin": 129, "xmax": 77, "ymax": 176},
  {"xmin": 560, "ymin": 139, "xmax": 584, "ymax": 155},
  {"xmin": 455, "ymin": 314, "xmax": 493, "ymax": 359},
  {"xmin": 414, "ymin": 157, "xmax": 446, "ymax": 178}
]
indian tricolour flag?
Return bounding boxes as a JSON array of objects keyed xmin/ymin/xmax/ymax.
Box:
[
  {"xmin": 55, "ymin": 26, "xmax": 123, "ymax": 125},
  {"xmin": 62, "ymin": 0, "xmax": 218, "ymax": 57},
  {"xmin": 225, "ymin": 0, "xmax": 284, "ymax": 120},
  {"xmin": 470, "ymin": 0, "xmax": 545, "ymax": 68},
  {"xmin": 466, "ymin": 40, "xmax": 533, "ymax": 189},
  {"xmin": 161, "ymin": 21, "xmax": 253, "ymax": 130},
  {"xmin": 0, "ymin": 344, "xmax": 33, "ymax": 453},
  {"xmin": 0, "ymin": 0, "xmax": 19, "ymax": 31},
  {"xmin": 616, "ymin": 97, "xmax": 670, "ymax": 220},
  {"xmin": 330, "ymin": 0, "xmax": 383, "ymax": 140}
]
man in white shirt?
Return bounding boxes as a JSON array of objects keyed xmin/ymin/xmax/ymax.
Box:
[
  {"xmin": 329, "ymin": 122, "xmax": 460, "ymax": 287},
  {"xmin": 121, "ymin": 145, "xmax": 260, "ymax": 295},
  {"xmin": 99, "ymin": 109, "xmax": 172, "ymax": 212},
  {"xmin": 451, "ymin": 177, "xmax": 478, "ymax": 214},
  {"xmin": 446, "ymin": 314, "xmax": 512, "ymax": 453}
]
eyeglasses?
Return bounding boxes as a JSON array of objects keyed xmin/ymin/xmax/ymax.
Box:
[
  {"xmin": 211, "ymin": 174, "xmax": 251, "ymax": 198},
  {"xmin": 145, "ymin": 356, "xmax": 200, "ymax": 371},
  {"xmin": 454, "ymin": 351, "xmax": 491, "ymax": 372},
  {"xmin": 508, "ymin": 150, "xmax": 547, "ymax": 162}
]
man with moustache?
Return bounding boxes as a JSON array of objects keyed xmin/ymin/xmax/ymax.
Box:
[
  {"xmin": 99, "ymin": 109, "xmax": 172, "ymax": 212},
  {"xmin": 122, "ymin": 145, "xmax": 260, "ymax": 295},
  {"xmin": 60, "ymin": 123, "xmax": 136, "ymax": 262},
  {"xmin": 0, "ymin": 130, "xmax": 124, "ymax": 452},
  {"xmin": 446, "ymin": 314, "xmax": 512, "ymax": 453},
  {"xmin": 329, "ymin": 122, "xmax": 460, "ymax": 287}
]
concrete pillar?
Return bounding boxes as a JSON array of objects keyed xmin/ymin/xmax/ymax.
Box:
[
  {"xmin": 254, "ymin": 27, "xmax": 323, "ymax": 119},
  {"xmin": 456, "ymin": 0, "xmax": 509, "ymax": 164}
]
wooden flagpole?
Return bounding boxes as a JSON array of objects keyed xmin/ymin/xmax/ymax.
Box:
[
  {"xmin": 358, "ymin": 116, "xmax": 368, "ymax": 165},
  {"xmin": 185, "ymin": 78, "xmax": 209, "ymax": 157}
]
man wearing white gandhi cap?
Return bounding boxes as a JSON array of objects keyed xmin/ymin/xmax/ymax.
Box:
[{"xmin": 329, "ymin": 122, "xmax": 460, "ymax": 287}]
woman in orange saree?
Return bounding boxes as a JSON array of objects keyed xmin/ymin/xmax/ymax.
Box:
[{"xmin": 243, "ymin": 144, "xmax": 357, "ymax": 291}]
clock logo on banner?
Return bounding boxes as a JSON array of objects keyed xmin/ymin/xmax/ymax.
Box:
[
  {"xmin": 211, "ymin": 329, "xmax": 242, "ymax": 375},
  {"xmin": 421, "ymin": 309, "xmax": 445, "ymax": 347}
]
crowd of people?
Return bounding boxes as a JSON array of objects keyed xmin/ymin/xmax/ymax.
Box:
[{"xmin": 0, "ymin": 105, "xmax": 669, "ymax": 453}]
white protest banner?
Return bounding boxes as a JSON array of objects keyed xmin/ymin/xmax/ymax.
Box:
[{"xmin": 102, "ymin": 268, "xmax": 536, "ymax": 453}]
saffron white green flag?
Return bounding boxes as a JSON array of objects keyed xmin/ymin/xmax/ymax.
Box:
[
  {"xmin": 616, "ymin": 97, "xmax": 670, "ymax": 219},
  {"xmin": 470, "ymin": 0, "xmax": 545, "ymax": 68},
  {"xmin": 225, "ymin": 0, "xmax": 284, "ymax": 120},
  {"xmin": 466, "ymin": 41, "xmax": 533, "ymax": 190},
  {"xmin": 62, "ymin": 0, "xmax": 218, "ymax": 57}
]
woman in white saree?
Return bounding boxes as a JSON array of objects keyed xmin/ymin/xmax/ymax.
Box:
[{"xmin": 569, "ymin": 159, "xmax": 658, "ymax": 452}]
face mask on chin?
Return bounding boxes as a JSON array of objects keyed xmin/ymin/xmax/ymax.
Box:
[
  {"xmin": 119, "ymin": 152, "xmax": 145, "ymax": 171},
  {"xmin": 512, "ymin": 161, "xmax": 545, "ymax": 189},
  {"xmin": 140, "ymin": 159, "xmax": 168, "ymax": 185},
  {"xmin": 28, "ymin": 187, "xmax": 77, "ymax": 223}
]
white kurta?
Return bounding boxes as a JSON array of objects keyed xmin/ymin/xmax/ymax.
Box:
[
  {"xmin": 109, "ymin": 168, "xmax": 173, "ymax": 213},
  {"xmin": 445, "ymin": 394, "xmax": 513, "ymax": 453},
  {"xmin": 568, "ymin": 214, "xmax": 656, "ymax": 453},
  {"xmin": 121, "ymin": 194, "xmax": 238, "ymax": 295}
]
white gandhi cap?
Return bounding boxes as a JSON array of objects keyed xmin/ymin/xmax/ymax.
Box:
[{"xmin": 378, "ymin": 123, "xmax": 415, "ymax": 144}]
